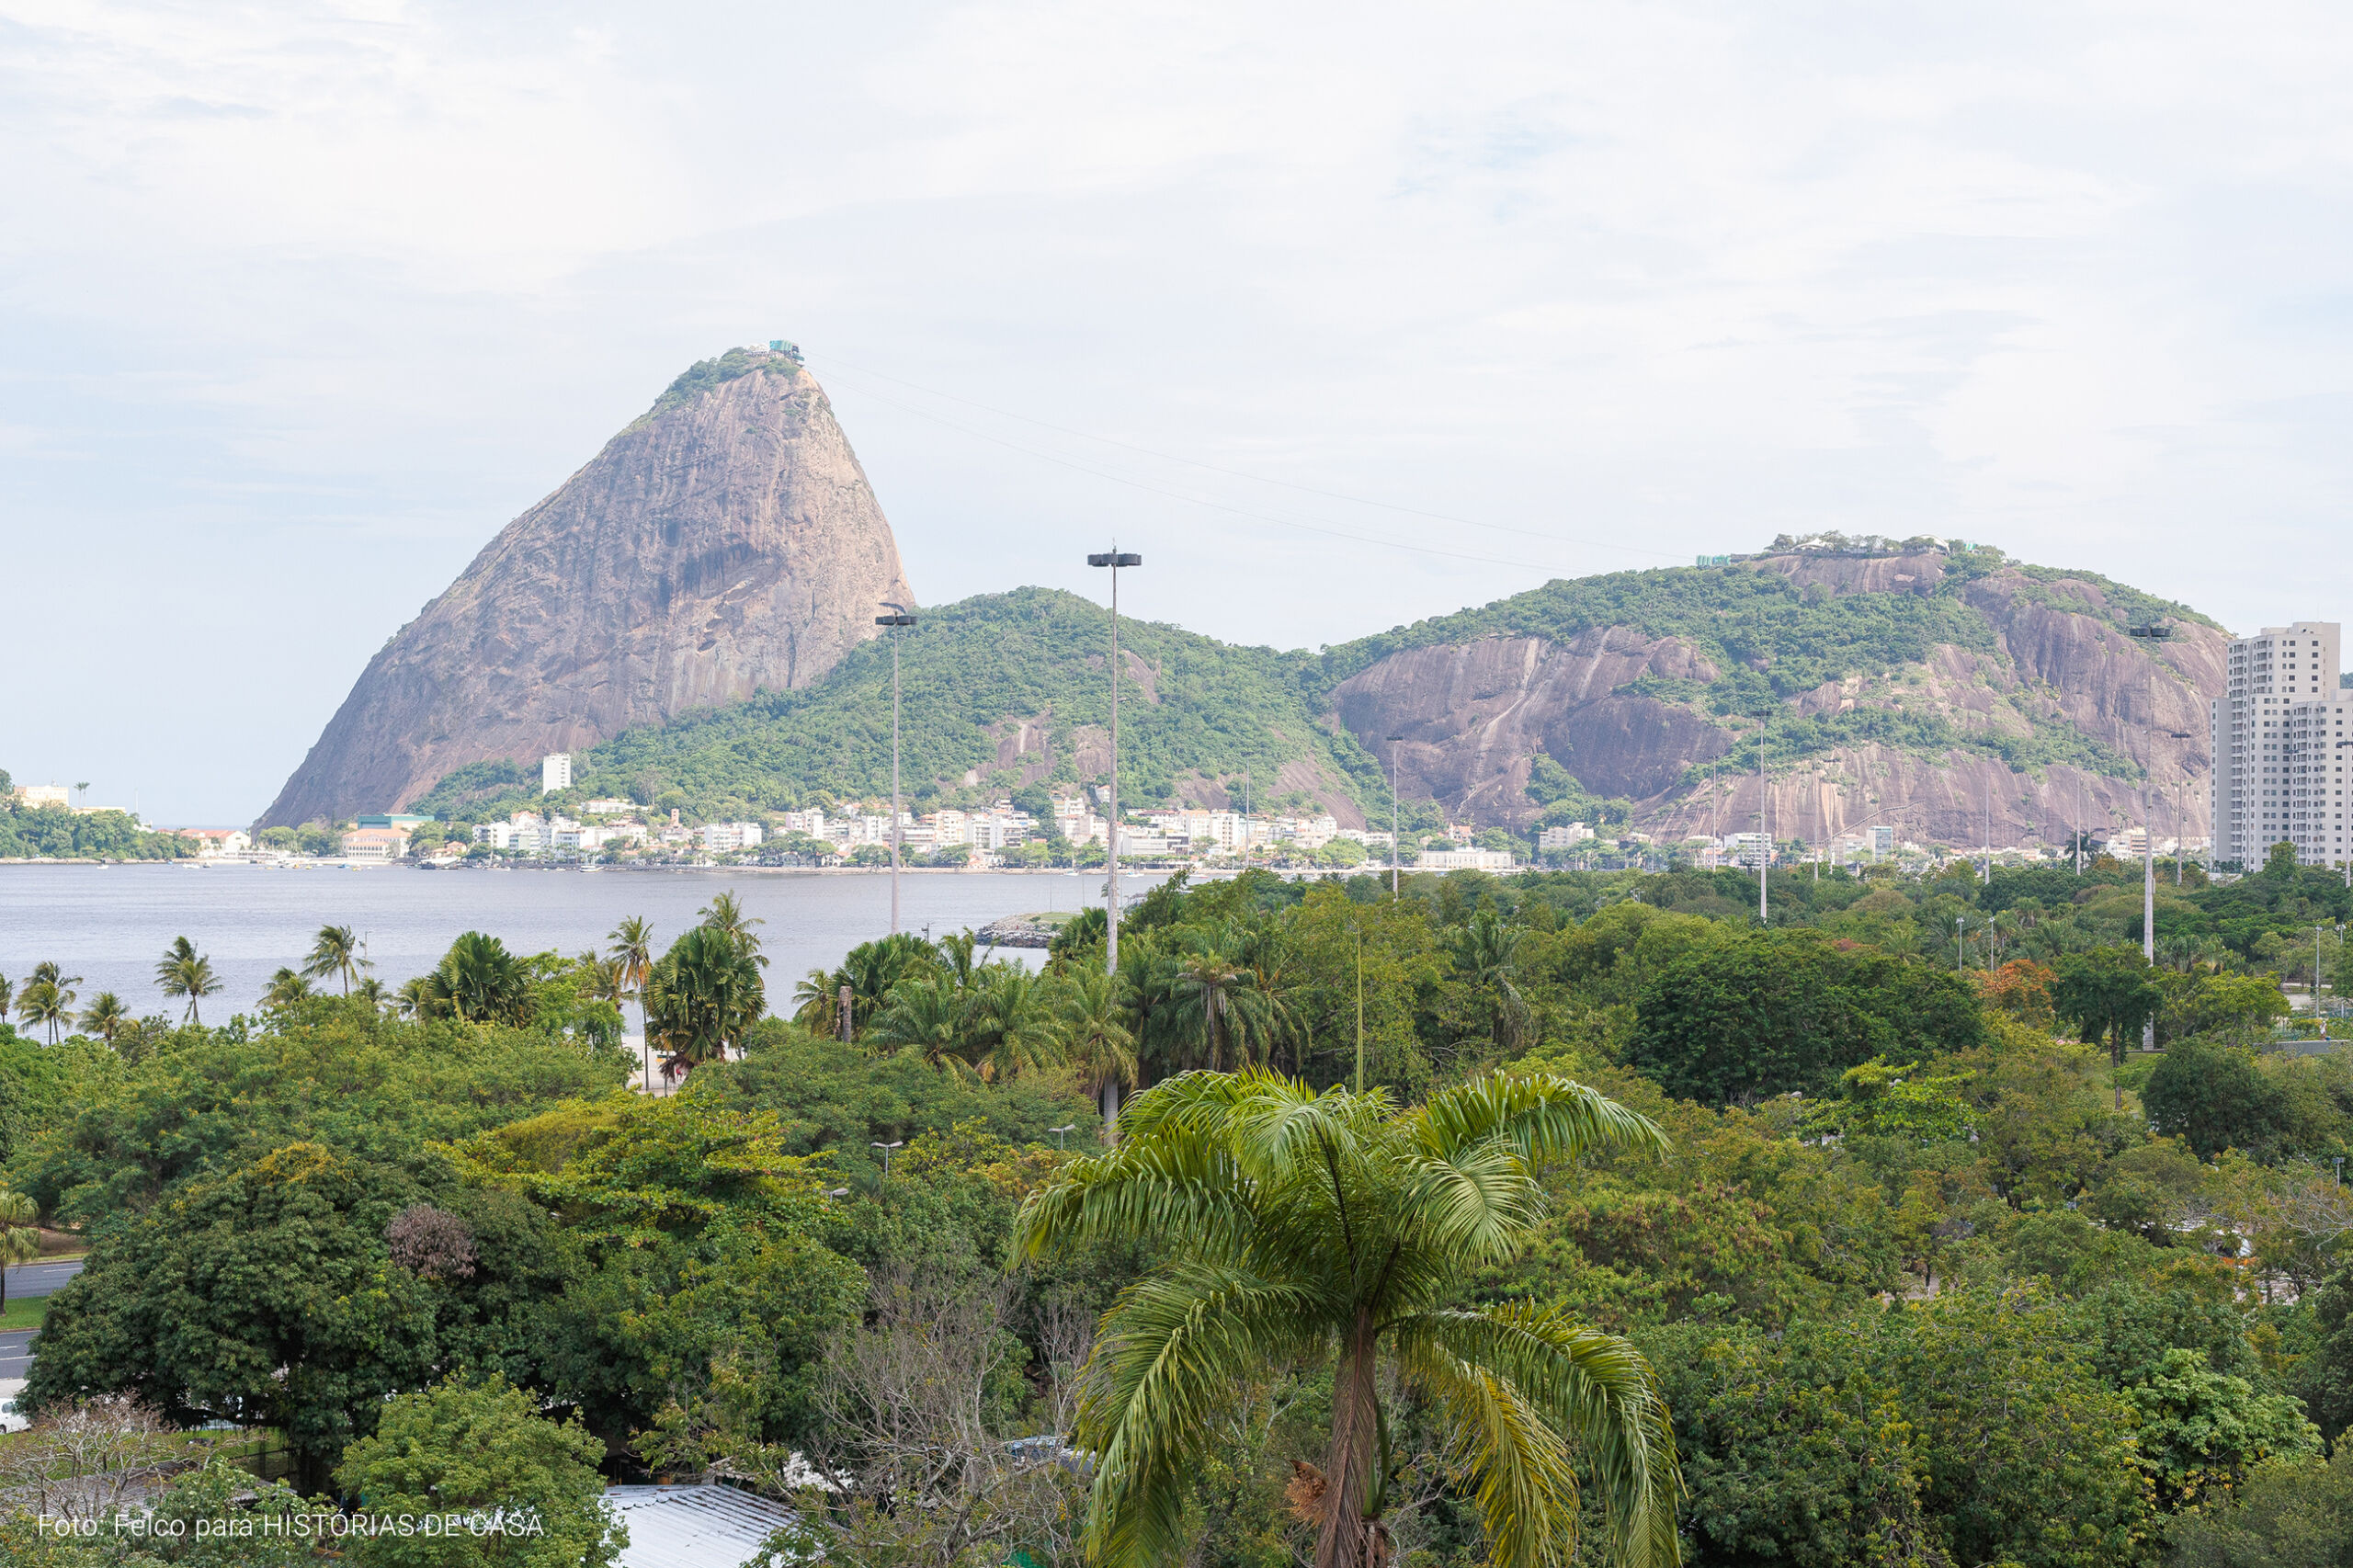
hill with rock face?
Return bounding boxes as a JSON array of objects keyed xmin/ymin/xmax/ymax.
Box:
[
  {"xmin": 313, "ymin": 350, "xmax": 2232, "ymax": 855},
  {"xmin": 401, "ymin": 540, "xmax": 2228, "ymax": 860},
  {"xmin": 1321, "ymin": 547, "xmax": 2224, "ymax": 852},
  {"xmin": 260, "ymin": 349, "xmax": 915, "ymax": 827}
]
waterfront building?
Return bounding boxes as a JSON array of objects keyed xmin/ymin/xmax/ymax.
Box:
[
  {"xmin": 1418, "ymin": 847, "xmax": 1517, "ymax": 872},
  {"xmin": 541, "ymin": 754, "xmax": 572, "ymax": 793},
  {"xmin": 176, "ymin": 827, "xmax": 253, "ymax": 858},
  {"xmin": 338, "ymin": 826, "xmax": 411, "ymax": 861},
  {"xmin": 699, "ymin": 822, "xmax": 765, "ymax": 853}
]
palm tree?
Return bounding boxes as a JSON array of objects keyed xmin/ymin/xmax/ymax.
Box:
[
  {"xmin": 300, "ymin": 925, "xmax": 369, "ymax": 994},
  {"xmin": 353, "ymin": 976, "xmax": 391, "ymax": 1010},
  {"xmin": 608, "ymin": 916, "xmax": 656, "ymax": 1090},
  {"xmin": 698, "ymin": 891, "xmax": 766, "ymax": 962},
  {"xmin": 866, "ymin": 971, "xmax": 967, "ymax": 1072},
  {"xmin": 1056, "ymin": 966, "xmax": 1137, "ymax": 1142},
  {"xmin": 1017, "ymin": 1069, "xmax": 1682, "ymax": 1568},
  {"xmin": 78, "ymin": 992, "xmax": 131, "ymax": 1044},
  {"xmin": 155, "ymin": 936, "xmax": 222, "ymax": 1025},
  {"xmin": 263, "ymin": 968, "xmax": 313, "ymax": 1007},
  {"xmin": 961, "ymin": 964, "xmax": 1064, "ymax": 1083},
  {"xmin": 644, "ymin": 925, "xmax": 765, "ymax": 1074},
  {"xmin": 1048, "ymin": 905, "xmax": 1108, "ymax": 962},
  {"xmin": 0, "ymin": 973, "xmax": 12, "ymax": 1020},
  {"xmin": 29, "ymin": 961, "xmax": 79, "ymax": 1017},
  {"xmin": 1169, "ymin": 933, "xmax": 1277, "ymax": 1071},
  {"xmin": 16, "ymin": 982, "xmax": 66, "ymax": 1045},
  {"xmin": 938, "ymin": 928, "xmax": 983, "ymax": 992},
  {"xmin": 394, "ymin": 976, "xmax": 438, "ymax": 1020},
  {"xmin": 577, "ymin": 952, "xmax": 628, "ymax": 1009},
  {"xmin": 794, "ymin": 933, "xmax": 939, "ymax": 1038},
  {"xmin": 0, "ymin": 1190, "xmax": 39, "ymax": 1312},
  {"xmin": 1116, "ymin": 928, "xmax": 1187, "ymax": 1078},
  {"xmin": 1449, "ymin": 910, "xmax": 1532, "ymax": 1053},
  {"xmin": 429, "ymin": 931, "xmax": 533, "ymax": 1026}
]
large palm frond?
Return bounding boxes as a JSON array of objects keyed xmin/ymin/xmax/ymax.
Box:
[
  {"xmin": 1075, "ymin": 1262, "xmax": 1331, "ymax": 1566},
  {"xmin": 1414, "ymin": 1072, "xmax": 1668, "ymax": 1167},
  {"xmin": 1395, "ymin": 1302, "xmax": 1680, "ymax": 1568}
]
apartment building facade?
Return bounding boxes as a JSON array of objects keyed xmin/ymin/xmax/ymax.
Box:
[{"xmin": 2211, "ymin": 621, "xmax": 2353, "ymax": 869}]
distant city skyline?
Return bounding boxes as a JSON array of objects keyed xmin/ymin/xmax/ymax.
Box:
[{"xmin": 10, "ymin": 3, "xmax": 2353, "ymax": 822}]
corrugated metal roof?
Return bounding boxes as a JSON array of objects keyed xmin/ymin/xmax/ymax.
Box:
[{"xmin": 604, "ymin": 1484, "xmax": 798, "ymax": 1568}]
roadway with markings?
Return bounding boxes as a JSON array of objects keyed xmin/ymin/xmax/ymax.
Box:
[
  {"xmin": 7, "ymin": 1259, "xmax": 84, "ymax": 1301},
  {"xmin": 0, "ymin": 1259, "xmax": 85, "ymax": 1383}
]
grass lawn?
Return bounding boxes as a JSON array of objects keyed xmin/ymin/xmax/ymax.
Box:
[{"xmin": 0, "ymin": 1297, "xmax": 50, "ymax": 1332}]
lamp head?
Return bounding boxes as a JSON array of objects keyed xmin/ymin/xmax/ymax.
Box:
[{"xmin": 1087, "ymin": 552, "xmax": 1142, "ymax": 568}]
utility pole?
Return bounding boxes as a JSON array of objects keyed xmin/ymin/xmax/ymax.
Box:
[
  {"xmin": 875, "ymin": 605, "xmax": 916, "ymax": 935},
  {"xmin": 1086, "ymin": 551, "xmax": 1142, "ymax": 974}
]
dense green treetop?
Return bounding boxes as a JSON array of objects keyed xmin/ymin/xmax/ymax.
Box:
[{"xmin": 14, "ymin": 862, "xmax": 2353, "ymax": 1566}]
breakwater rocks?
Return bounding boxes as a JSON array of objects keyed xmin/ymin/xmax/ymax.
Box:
[{"xmin": 980, "ymin": 915, "xmax": 1058, "ymax": 949}]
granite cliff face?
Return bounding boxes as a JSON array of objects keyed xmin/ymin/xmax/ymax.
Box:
[
  {"xmin": 1328, "ymin": 551, "xmax": 2226, "ymax": 849},
  {"xmin": 261, "ymin": 350, "xmax": 914, "ymax": 826}
]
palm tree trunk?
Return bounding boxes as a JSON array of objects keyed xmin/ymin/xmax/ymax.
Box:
[
  {"xmin": 1314, "ymin": 1313, "xmax": 1384, "ymax": 1568},
  {"xmin": 1100, "ymin": 1077, "xmax": 1120, "ymax": 1145}
]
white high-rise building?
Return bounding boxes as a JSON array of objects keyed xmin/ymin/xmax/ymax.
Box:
[
  {"xmin": 2211, "ymin": 622, "xmax": 2353, "ymax": 869},
  {"xmin": 541, "ymin": 753, "xmax": 572, "ymax": 793}
]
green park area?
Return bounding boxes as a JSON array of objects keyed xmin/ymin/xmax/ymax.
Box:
[{"xmin": 0, "ymin": 851, "xmax": 2350, "ymax": 1565}]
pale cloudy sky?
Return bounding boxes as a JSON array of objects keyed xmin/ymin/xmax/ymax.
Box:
[{"xmin": 6, "ymin": 1, "xmax": 2353, "ymax": 822}]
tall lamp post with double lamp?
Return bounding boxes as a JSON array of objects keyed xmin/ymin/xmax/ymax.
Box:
[
  {"xmin": 1086, "ymin": 551, "xmax": 1142, "ymax": 972},
  {"xmin": 876, "ymin": 605, "xmax": 917, "ymax": 935}
]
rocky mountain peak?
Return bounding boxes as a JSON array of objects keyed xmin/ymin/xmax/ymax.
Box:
[{"xmin": 259, "ymin": 348, "xmax": 914, "ymax": 826}]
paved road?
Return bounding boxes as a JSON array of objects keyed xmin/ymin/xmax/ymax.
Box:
[
  {"xmin": 5, "ymin": 1258, "xmax": 82, "ymax": 1301},
  {"xmin": 0, "ymin": 1261, "xmax": 85, "ymax": 1396}
]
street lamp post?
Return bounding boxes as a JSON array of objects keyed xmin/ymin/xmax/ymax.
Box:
[
  {"xmin": 1386, "ymin": 735, "xmax": 1404, "ymax": 898},
  {"xmin": 870, "ymin": 1139, "xmax": 904, "ymax": 1177},
  {"xmin": 876, "ymin": 606, "xmax": 917, "ymax": 935},
  {"xmin": 2143, "ymin": 728, "xmax": 2192, "ymax": 1050},
  {"xmin": 1086, "ymin": 551, "xmax": 1142, "ymax": 973},
  {"xmin": 1756, "ymin": 711, "xmax": 1769, "ymax": 924},
  {"xmin": 1048, "ymin": 1123, "xmax": 1076, "ymax": 1152}
]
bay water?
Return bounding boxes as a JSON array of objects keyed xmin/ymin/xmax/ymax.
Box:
[{"xmin": 0, "ymin": 863, "xmax": 1148, "ymax": 1024}]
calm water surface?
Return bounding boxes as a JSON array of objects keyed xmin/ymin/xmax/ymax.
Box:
[{"xmin": 0, "ymin": 864, "xmax": 1155, "ymax": 1020}]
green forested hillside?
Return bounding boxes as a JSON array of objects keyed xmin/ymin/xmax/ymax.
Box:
[
  {"xmin": 415, "ymin": 586, "xmax": 1382, "ymax": 822},
  {"xmin": 410, "ymin": 546, "xmax": 2215, "ymax": 824},
  {"xmin": 1320, "ymin": 543, "xmax": 2215, "ymax": 691}
]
